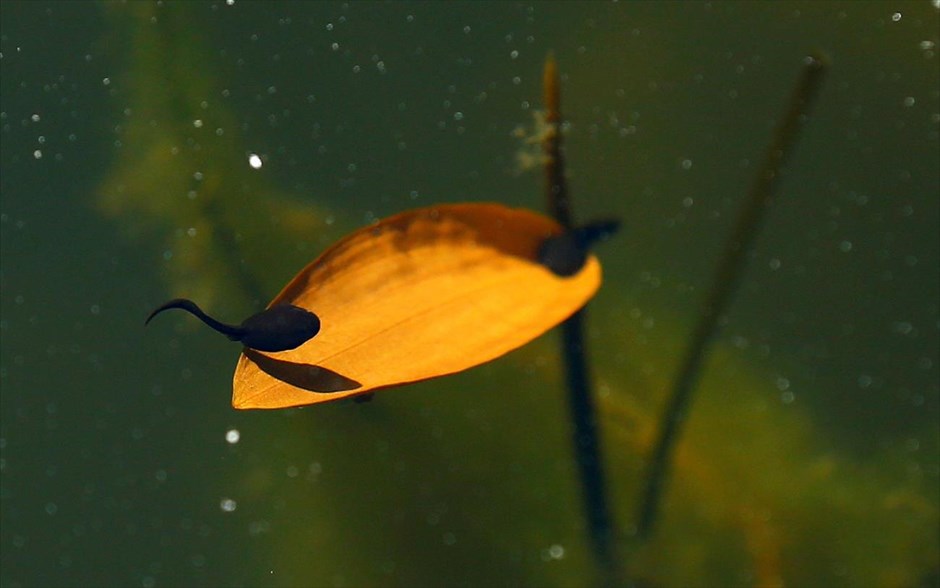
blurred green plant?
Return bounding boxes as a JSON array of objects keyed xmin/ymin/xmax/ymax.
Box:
[
  {"xmin": 96, "ymin": 4, "xmax": 938, "ymax": 587},
  {"xmin": 97, "ymin": 2, "xmax": 329, "ymax": 320}
]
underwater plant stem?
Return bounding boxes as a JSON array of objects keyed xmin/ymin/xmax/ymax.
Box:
[
  {"xmin": 543, "ymin": 53, "xmax": 619, "ymax": 585},
  {"xmin": 544, "ymin": 55, "xmax": 573, "ymax": 228},
  {"xmin": 636, "ymin": 54, "xmax": 829, "ymax": 541},
  {"xmin": 562, "ymin": 311, "xmax": 618, "ymax": 577}
]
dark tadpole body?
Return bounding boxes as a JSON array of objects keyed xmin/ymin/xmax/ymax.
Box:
[
  {"xmin": 538, "ymin": 219, "xmax": 621, "ymax": 277},
  {"xmin": 145, "ymin": 298, "xmax": 321, "ymax": 352}
]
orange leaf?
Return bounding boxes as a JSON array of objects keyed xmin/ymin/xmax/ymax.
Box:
[{"xmin": 232, "ymin": 203, "xmax": 601, "ymax": 409}]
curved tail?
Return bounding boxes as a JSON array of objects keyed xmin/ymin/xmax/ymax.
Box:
[{"xmin": 145, "ymin": 298, "xmax": 245, "ymax": 341}]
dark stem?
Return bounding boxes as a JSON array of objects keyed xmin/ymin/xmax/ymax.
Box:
[
  {"xmin": 635, "ymin": 53, "xmax": 829, "ymax": 541},
  {"xmin": 544, "ymin": 54, "xmax": 573, "ymax": 228},
  {"xmin": 145, "ymin": 298, "xmax": 246, "ymax": 341},
  {"xmin": 543, "ymin": 53, "xmax": 619, "ymax": 585}
]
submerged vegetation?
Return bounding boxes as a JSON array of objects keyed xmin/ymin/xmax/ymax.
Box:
[
  {"xmin": 96, "ymin": 3, "xmax": 328, "ymax": 319},
  {"xmin": 91, "ymin": 4, "xmax": 937, "ymax": 587}
]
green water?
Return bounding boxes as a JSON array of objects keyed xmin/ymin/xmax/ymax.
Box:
[{"xmin": 2, "ymin": 2, "xmax": 937, "ymax": 587}]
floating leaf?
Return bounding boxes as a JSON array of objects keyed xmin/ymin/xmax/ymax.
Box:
[{"xmin": 232, "ymin": 203, "xmax": 602, "ymax": 409}]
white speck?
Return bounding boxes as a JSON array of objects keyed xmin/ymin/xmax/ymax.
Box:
[
  {"xmin": 453, "ymin": 112, "xmax": 463, "ymax": 121},
  {"xmin": 186, "ymin": 227, "xmax": 197, "ymax": 237},
  {"xmin": 102, "ymin": 77, "xmax": 110, "ymax": 86},
  {"xmin": 548, "ymin": 544, "xmax": 565, "ymax": 559},
  {"xmin": 248, "ymin": 153, "xmax": 263, "ymax": 169},
  {"xmin": 903, "ymin": 96, "xmax": 915, "ymax": 107},
  {"xmin": 193, "ymin": 119, "xmax": 203, "ymax": 128},
  {"xmin": 680, "ymin": 158, "xmax": 692, "ymax": 170},
  {"xmin": 463, "ymin": 26, "xmax": 471, "ymax": 34},
  {"xmin": 33, "ymin": 149, "xmax": 42, "ymax": 159},
  {"xmin": 225, "ymin": 0, "xmax": 235, "ymax": 5},
  {"xmin": 220, "ymin": 498, "xmax": 237, "ymax": 512},
  {"xmin": 225, "ymin": 429, "xmax": 240, "ymax": 444},
  {"xmin": 31, "ymin": 113, "xmax": 40, "ymax": 122},
  {"xmin": 510, "ymin": 50, "xmax": 519, "ymax": 59},
  {"xmin": 193, "ymin": 171, "xmax": 203, "ymax": 181},
  {"xmin": 331, "ymin": 42, "xmax": 339, "ymax": 51},
  {"xmin": 512, "ymin": 76, "xmax": 521, "ymax": 85},
  {"xmin": 891, "ymin": 12, "xmax": 901, "ymax": 22}
]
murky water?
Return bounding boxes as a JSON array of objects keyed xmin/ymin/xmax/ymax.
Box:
[{"xmin": 2, "ymin": 2, "xmax": 937, "ymax": 586}]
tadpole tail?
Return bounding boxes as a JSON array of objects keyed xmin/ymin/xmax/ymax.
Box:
[
  {"xmin": 574, "ymin": 219, "xmax": 621, "ymax": 248},
  {"xmin": 145, "ymin": 298, "xmax": 245, "ymax": 340}
]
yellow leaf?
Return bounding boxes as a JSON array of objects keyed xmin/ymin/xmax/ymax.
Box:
[{"xmin": 232, "ymin": 203, "xmax": 601, "ymax": 409}]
